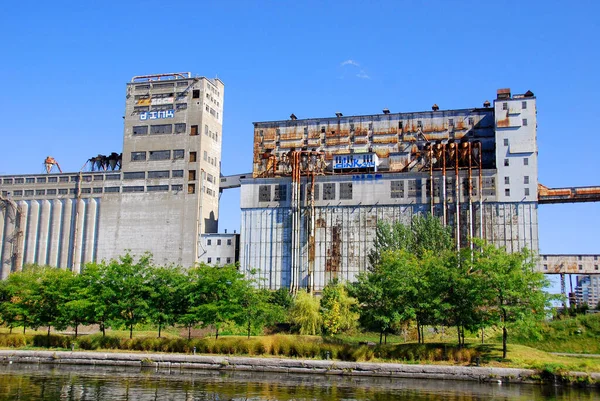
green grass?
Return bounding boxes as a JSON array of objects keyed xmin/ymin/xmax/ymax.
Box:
[{"xmin": 496, "ymin": 313, "xmax": 600, "ymax": 354}]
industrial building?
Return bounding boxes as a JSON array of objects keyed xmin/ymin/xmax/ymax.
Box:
[
  {"xmin": 239, "ymin": 89, "xmax": 600, "ymax": 292},
  {"xmin": 0, "ymin": 73, "xmax": 224, "ymax": 277},
  {"xmin": 1, "ymin": 77, "xmax": 599, "ymax": 300}
]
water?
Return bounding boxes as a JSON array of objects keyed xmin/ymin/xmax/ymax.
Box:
[{"xmin": 0, "ymin": 363, "xmax": 598, "ymax": 400}]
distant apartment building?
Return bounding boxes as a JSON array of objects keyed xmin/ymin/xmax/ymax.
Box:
[{"xmin": 575, "ymin": 275, "xmax": 600, "ymax": 308}]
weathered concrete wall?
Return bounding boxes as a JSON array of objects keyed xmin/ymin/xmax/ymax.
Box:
[
  {"xmin": 240, "ymin": 171, "xmax": 539, "ymax": 290},
  {"xmin": 0, "ymin": 350, "xmax": 546, "ymax": 384},
  {"xmin": 0, "ymin": 198, "xmax": 100, "ymax": 276}
]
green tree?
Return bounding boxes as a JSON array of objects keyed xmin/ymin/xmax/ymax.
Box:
[
  {"xmin": 368, "ymin": 214, "xmax": 453, "ymax": 267},
  {"xmin": 320, "ymin": 280, "xmax": 358, "ymax": 336},
  {"xmin": 289, "ymin": 289, "xmax": 321, "ymax": 335},
  {"xmin": 3, "ymin": 267, "xmax": 41, "ymax": 333},
  {"xmin": 59, "ymin": 276, "xmax": 96, "ymax": 339},
  {"xmin": 79, "ymin": 261, "xmax": 119, "ymax": 336},
  {"xmin": 147, "ymin": 265, "xmax": 186, "ymax": 338},
  {"xmin": 475, "ymin": 242, "xmax": 553, "ymax": 358},
  {"xmin": 239, "ymin": 287, "xmax": 284, "ymax": 338},
  {"xmin": 187, "ymin": 264, "xmax": 246, "ymax": 339},
  {"xmin": 34, "ymin": 267, "xmax": 77, "ymax": 343}
]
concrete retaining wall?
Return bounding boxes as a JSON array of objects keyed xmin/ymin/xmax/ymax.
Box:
[{"xmin": 0, "ymin": 350, "xmax": 545, "ymax": 383}]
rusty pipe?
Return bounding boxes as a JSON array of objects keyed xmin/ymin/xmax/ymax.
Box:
[
  {"xmin": 442, "ymin": 143, "xmax": 447, "ymax": 226},
  {"xmin": 455, "ymin": 142, "xmax": 460, "ymax": 252},
  {"xmin": 308, "ymin": 171, "xmax": 316, "ymax": 293},
  {"xmin": 478, "ymin": 142, "xmax": 483, "ymax": 240},
  {"xmin": 429, "ymin": 144, "xmax": 434, "ymax": 216},
  {"xmin": 468, "ymin": 142, "xmax": 473, "ymax": 251}
]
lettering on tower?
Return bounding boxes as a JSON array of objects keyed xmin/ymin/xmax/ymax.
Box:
[{"xmin": 140, "ymin": 110, "xmax": 175, "ymax": 120}]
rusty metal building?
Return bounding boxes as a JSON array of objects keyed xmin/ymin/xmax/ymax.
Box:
[
  {"xmin": 240, "ymin": 89, "xmax": 545, "ymax": 292},
  {"xmin": 0, "ymin": 73, "xmax": 224, "ymax": 277}
]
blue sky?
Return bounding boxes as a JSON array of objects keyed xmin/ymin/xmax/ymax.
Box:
[{"xmin": 1, "ymin": 1, "xmax": 599, "ymax": 286}]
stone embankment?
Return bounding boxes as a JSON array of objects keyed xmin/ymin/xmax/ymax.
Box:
[{"xmin": 0, "ymin": 349, "xmax": 554, "ymax": 383}]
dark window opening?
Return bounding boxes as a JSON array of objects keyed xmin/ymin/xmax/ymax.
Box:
[
  {"xmin": 274, "ymin": 184, "xmax": 287, "ymax": 201},
  {"xmin": 131, "ymin": 152, "xmax": 146, "ymax": 161},
  {"xmin": 147, "ymin": 185, "xmax": 169, "ymax": 192},
  {"xmin": 190, "ymin": 152, "xmax": 197, "ymax": 162},
  {"xmin": 391, "ymin": 180, "xmax": 404, "ymax": 198},
  {"xmin": 191, "ymin": 125, "xmax": 198, "ymax": 136},
  {"xmin": 259, "ymin": 185, "xmax": 271, "ymax": 202},
  {"xmin": 148, "ymin": 170, "xmax": 169, "ymax": 179},
  {"xmin": 188, "ymin": 170, "xmax": 196, "ymax": 181},
  {"xmin": 323, "ymin": 183, "xmax": 336, "ymax": 200},
  {"xmin": 149, "ymin": 150, "xmax": 171, "ymax": 161},
  {"xmin": 133, "ymin": 126, "xmax": 148, "ymax": 135},
  {"xmin": 173, "ymin": 149, "xmax": 185, "ymax": 159},
  {"xmin": 339, "ymin": 182, "xmax": 353, "ymax": 200},
  {"xmin": 175, "ymin": 123, "xmax": 186, "ymax": 134},
  {"xmin": 192, "ymin": 89, "xmax": 200, "ymax": 98},
  {"xmin": 123, "ymin": 186, "xmax": 144, "ymax": 193},
  {"xmin": 123, "ymin": 172, "xmax": 145, "ymax": 180}
]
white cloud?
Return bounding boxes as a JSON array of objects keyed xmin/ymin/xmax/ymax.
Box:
[
  {"xmin": 340, "ymin": 59, "xmax": 371, "ymax": 79},
  {"xmin": 341, "ymin": 59, "xmax": 360, "ymax": 67},
  {"xmin": 356, "ymin": 70, "xmax": 371, "ymax": 79}
]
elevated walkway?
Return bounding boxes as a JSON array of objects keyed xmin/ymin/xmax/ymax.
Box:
[{"xmin": 538, "ymin": 184, "xmax": 600, "ymax": 204}]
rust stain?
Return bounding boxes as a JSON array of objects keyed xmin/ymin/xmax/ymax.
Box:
[
  {"xmin": 374, "ymin": 148, "xmax": 390, "ymax": 158},
  {"xmin": 354, "ymin": 138, "xmax": 369, "ymax": 144},
  {"xmin": 325, "ymin": 226, "xmax": 341, "ymax": 275},
  {"xmin": 575, "ymin": 187, "xmax": 600, "ymax": 195},
  {"xmin": 279, "ymin": 141, "xmax": 304, "ymax": 149},
  {"xmin": 326, "ymin": 137, "xmax": 350, "ymax": 146},
  {"xmin": 316, "ymin": 218, "xmax": 327, "ymax": 228},
  {"xmin": 280, "ymin": 132, "xmax": 304, "ymax": 141},
  {"xmin": 372, "ymin": 136, "xmax": 398, "ymax": 144},
  {"xmin": 326, "ymin": 129, "xmax": 350, "ymax": 138},
  {"xmin": 372, "ymin": 128, "xmax": 398, "ymax": 136}
]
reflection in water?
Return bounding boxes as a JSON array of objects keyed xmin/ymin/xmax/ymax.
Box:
[{"xmin": 0, "ymin": 363, "xmax": 598, "ymax": 401}]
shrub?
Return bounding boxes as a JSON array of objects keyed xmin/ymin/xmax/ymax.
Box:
[{"xmin": 0, "ymin": 334, "xmax": 28, "ymax": 347}]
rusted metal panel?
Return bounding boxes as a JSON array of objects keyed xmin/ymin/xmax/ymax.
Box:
[{"xmin": 372, "ymin": 136, "xmax": 398, "ymax": 144}]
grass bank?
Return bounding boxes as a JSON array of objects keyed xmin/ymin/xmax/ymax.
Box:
[
  {"xmin": 1, "ymin": 332, "xmax": 600, "ymax": 376},
  {"xmin": 502, "ymin": 313, "xmax": 600, "ymax": 354}
]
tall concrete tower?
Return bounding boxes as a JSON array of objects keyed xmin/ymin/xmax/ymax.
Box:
[{"xmin": 106, "ymin": 72, "xmax": 225, "ymax": 265}]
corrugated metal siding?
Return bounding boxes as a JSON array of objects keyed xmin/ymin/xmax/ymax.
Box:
[{"xmin": 241, "ymin": 202, "xmax": 538, "ymax": 291}]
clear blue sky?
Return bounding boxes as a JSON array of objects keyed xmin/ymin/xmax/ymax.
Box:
[{"xmin": 1, "ymin": 1, "xmax": 599, "ymax": 278}]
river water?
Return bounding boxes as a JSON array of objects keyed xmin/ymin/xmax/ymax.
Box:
[{"xmin": 0, "ymin": 363, "xmax": 598, "ymax": 400}]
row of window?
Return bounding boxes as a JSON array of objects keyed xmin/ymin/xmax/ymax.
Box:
[
  {"xmin": 542, "ymin": 264, "xmax": 599, "ymax": 272},
  {"xmin": 502, "ymin": 101, "xmax": 528, "ymax": 110},
  {"xmin": 2, "ymin": 184, "xmax": 187, "ymax": 197},
  {"xmin": 206, "ymin": 257, "xmax": 232, "ymax": 264},
  {"xmin": 133, "ymin": 123, "xmax": 187, "ymax": 136},
  {"xmin": 258, "ymin": 178, "xmax": 499, "ymax": 203},
  {"xmin": 504, "ymin": 188, "xmax": 531, "ymax": 197},
  {"xmin": 134, "ymin": 81, "xmax": 189, "ymax": 91},
  {"xmin": 124, "ymin": 170, "xmax": 184, "ymax": 180},
  {"xmin": 258, "ymin": 117, "xmax": 477, "ymax": 138},
  {"xmin": 2, "ymin": 174, "xmax": 121, "ymax": 185},
  {"xmin": 131, "ymin": 150, "xmax": 183, "ymax": 161},
  {"xmin": 504, "ymin": 176, "xmax": 530, "ymax": 185},
  {"xmin": 503, "ymin": 157, "xmax": 529, "ymax": 167},
  {"xmin": 206, "ymin": 238, "xmax": 233, "ymax": 246}
]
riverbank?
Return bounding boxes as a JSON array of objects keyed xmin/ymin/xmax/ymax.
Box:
[{"xmin": 1, "ymin": 350, "xmax": 598, "ymax": 386}]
